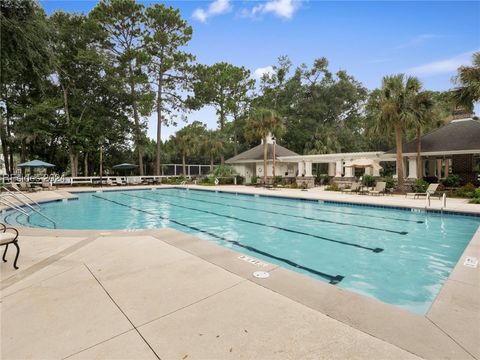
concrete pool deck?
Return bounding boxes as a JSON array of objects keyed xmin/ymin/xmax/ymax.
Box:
[{"xmin": 1, "ymin": 186, "xmax": 479, "ymax": 359}]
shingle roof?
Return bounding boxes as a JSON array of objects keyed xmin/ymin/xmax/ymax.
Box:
[
  {"xmin": 386, "ymin": 118, "xmax": 480, "ymax": 154},
  {"xmin": 226, "ymin": 143, "xmax": 298, "ymax": 163}
]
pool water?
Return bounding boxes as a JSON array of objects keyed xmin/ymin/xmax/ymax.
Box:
[{"xmin": 3, "ymin": 188, "xmax": 479, "ymax": 314}]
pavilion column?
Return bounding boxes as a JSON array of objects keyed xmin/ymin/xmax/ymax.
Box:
[
  {"xmin": 408, "ymin": 157, "xmax": 417, "ymax": 179},
  {"xmin": 372, "ymin": 162, "xmax": 381, "ymax": 177},
  {"xmin": 304, "ymin": 161, "xmax": 312, "ymax": 177},
  {"xmin": 436, "ymin": 159, "xmax": 443, "ymax": 178},
  {"xmin": 297, "ymin": 161, "xmax": 305, "ymax": 176},
  {"xmin": 335, "ymin": 160, "xmax": 343, "ymax": 177},
  {"xmin": 328, "ymin": 162, "xmax": 336, "ymax": 176},
  {"xmin": 344, "ymin": 166, "xmax": 354, "ymax": 178},
  {"xmin": 427, "ymin": 159, "xmax": 436, "ymax": 177}
]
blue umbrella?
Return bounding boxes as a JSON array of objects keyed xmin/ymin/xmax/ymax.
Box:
[{"xmin": 17, "ymin": 160, "xmax": 55, "ymax": 168}]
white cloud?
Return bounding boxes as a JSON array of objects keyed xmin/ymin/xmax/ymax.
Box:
[
  {"xmin": 248, "ymin": 0, "xmax": 302, "ymax": 20},
  {"xmin": 254, "ymin": 66, "xmax": 275, "ymax": 78},
  {"xmin": 192, "ymin": 0, "xmax": 231, "ymax": 23},
  {"xmin": 394, "ymin": 34, "xmax": 441, "ymax": 50},
  {"xmin": 407, "ymin": 50, "xmax": 477, "ymax": 77}
]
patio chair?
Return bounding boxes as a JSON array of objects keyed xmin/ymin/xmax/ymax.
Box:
[
  {"xmin": 406, "ymin": 183, "xmax": 440, "ymax": 199},
  {"xmin": 41, "ymin": 181, "xmax": 55, "ymax": 190},
  {"xmin": 368, "ymin": 181, "xmax": 386, "ymax": 196},
  {"xmin": 341, "ymin": 182, "xmax": 361, "ymax": 193},
  {"xmin": 115, "ymin": 177, "xmax": 124, "ymax": 186},
  {"xmin": 0, "ymin": 223, "xmax": 20, "ymax": 269}
]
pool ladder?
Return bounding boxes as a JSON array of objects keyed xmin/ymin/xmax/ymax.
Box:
[
  {"xmin": 0, "ymin": 186, "xmax": 57, "ymax": 228},
  {"xmin": 425, "ymin": 192, "xmax": 447, "ymax": 213}
]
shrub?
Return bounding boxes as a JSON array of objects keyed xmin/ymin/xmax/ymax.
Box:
[
  {"xmin": 469, "ymin": 197, "xmax": 480, "ymax": 204},
  {"xmin": 200, "ymin": 177, "xmax": 215, "ymax": 185},
  {"xmin": 250, "ymin": 175, "xmax": 258, "ymax": 185},
  {"xmin": 235, "ymin": 175, "xmax": 244, "ymax": 185},
  {"xmin": 454, "ymin": 183, "xmax": 477, "ymax": 198},
  {"xmin": 442, "ymin": 174, "xmax": 462, "ymax": 188},
  {"xmin": 210, "ymin": 164, "xmax": 237, "ymax": 178},
  {"xmin": 362, "ymin": 174, "xmax": 376, "ymax": 187},
  {"xmin": 414, "ymin": 178, "xmax": 429, "ymax": 192},
  {"xmin": 273, "ymin": 176, "xmax": 283, "ymax": 185},
  {"xmin": 325, "ymin": 181, "xmax": 340, "ymax": 191},
  {"xmin": 382, "ymin": 176, "xmax": 395, "ymax": 189}
]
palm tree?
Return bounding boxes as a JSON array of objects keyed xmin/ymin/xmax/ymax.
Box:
[
  {"xmin": 452, "ymin": 52, "xmax": 480, "ymax": 111},
  {"xmin": 410, "ymin": 91, "xmax": 435, "ymax": 178},
  {"xmin": 202, "ymin": 130, "xmax": 225, "ymax": 171},
  {"xmin": 171, "ymin": 121, "xmax": 205, "ymax": 176},
  {"xmin": 371, "ymin": 74, "xmax": 422, "ymax": 189},
  {"xmin": 244, "ymin": 108, "xmax": 285, "ymax": 183}
]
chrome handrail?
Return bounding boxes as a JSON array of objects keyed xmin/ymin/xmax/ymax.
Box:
[
  {"xmin": 4, "ymin": 185, "xmax": 41, "ymax": 208},
  {"xmin": 0, "ymin": 188, "xmax": 56, "ymax": 228}
]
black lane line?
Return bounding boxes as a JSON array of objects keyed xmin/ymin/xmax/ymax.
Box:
[
  {"xmin": 146, "ymin": 191, "xmax": 407, "ymax": 235},
  {"xmin": 122, "ymin": 192, "xmax": 383, "ymax": 253},
  {"xmin": 92, "ymin": 194, "xmax": 344, "ymax": 284},
  {"xmin": 172, "ymin": 188, "xmax": 423, "ymax": 224}
]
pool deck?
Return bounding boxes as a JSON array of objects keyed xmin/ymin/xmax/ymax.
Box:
[{"xmin": 1, "ymin": 185, "xmax": 479, "ymax": 359}]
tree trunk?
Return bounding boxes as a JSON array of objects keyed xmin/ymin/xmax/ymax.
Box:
[
  {"xmin": 263, "ymin": 138, "xmax": 267, "ymax": 183},
  {"xmin": 99, "ymin": 145, "xmax": 103, "ymax": 177},
  {"xmin": 0, "ymin": 119, "xmax": 10, "ymax": 174},
  {"xmin": 210, "ymin": 155, "xmax": 214, "ymax": 171},
  {"xmin": 182, "ymin": 153, "xmax": 186, "ymax": 176},
  {"xmin": 61, "ymin": 84, "xmax": 77, "ymax": 177},
  {"xmin": 155, "ymin": 72, "xmax": 163, "ymax": 176},
  {"xmin": 220, "ymin": 154, "xmax": 225, "ymax": 165},
  {"xmin": 84, "ymin": 153, "xmax": 88, "ymax": 177},
  {"xmin": 416, "ymin": 127, "xmax": 422, "ymax": 179},
  {"xmin": 395, "ymin": 122, "xmax": 405, "ymax": 190},
  {"xmin": 233, "ymin": 113, "xmax": 238, "ymax": 156},
  {"xmin": 128, "ymin": 65, "xmax": 144, "ymax": 176},
  {"xmin": 272, "ymin": 141, "xmax": 276, "ymax": 177}
]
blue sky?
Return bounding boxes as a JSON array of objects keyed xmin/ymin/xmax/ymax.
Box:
[{"xmin": 40, "ymin": 0, "xmax": 480, "ymax": 140}]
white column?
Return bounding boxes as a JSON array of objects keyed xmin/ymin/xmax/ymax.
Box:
[
  {"xmin": 436, "ymin": 159, "xmax": 443, "ymax": 178},
  {"xmin": 427, "ymin": 159, "xmax": 436, "ymax": 177},
  {"xmin": 344, "ymin": 166, "xmax": 354, "ymax": 177},
  {"xmin": 328, "ymin": 162, "xmax": 336, "ymax": 176},
  {"xmin": 335, "ymin": 161, "xmax": 343, "ymax": 177},
  {"xmin": 297, "ymin": 161, "xmax": 304, "ymax": 176},
  {"xmin": 304, "ymin": 161, "xmax": 312, "ymax": 177},
  {"xmin": 364, "ymin": 167, "xmax": 372, "ymax": 176},
  {"xmin": 408, "ymin": 157, "xmax": 417, "ymax": 179}
]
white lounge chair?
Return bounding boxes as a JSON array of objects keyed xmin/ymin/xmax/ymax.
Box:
[
  {"xmin": 341, "ymin": 183, "xmax": 361, "ymax": 193},
  {"xmin": 368, "ymin": 181, "xmax": 386, "ymax": 196},
  {"xmin": 406, "ymin": 183, "xmax": 440, "ymax": 199}
]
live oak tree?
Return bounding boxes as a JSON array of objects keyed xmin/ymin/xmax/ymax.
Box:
[
  {"xmin": 91, "ymin": 0, "xmax": 154, "ymax": 175},
  {"xmin": 0, "ymin": 0, "xmax": 51, "ymax": 174},
  {"xmin": 144, "ymin": 4, "xmax": 194, "ymax": 176}
]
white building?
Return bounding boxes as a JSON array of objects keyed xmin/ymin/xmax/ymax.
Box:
[{"xmin": 225, "ymin": 135, "xmax": 298, "ymax": 183}]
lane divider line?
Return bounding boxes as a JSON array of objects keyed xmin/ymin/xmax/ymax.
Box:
[
  {"xmin": 92, "ymin": 194, "xmax": 345, "ymax": 284},
  {"xmin": 121, "ymin": 192, "xmax": 384, "ymax": 253}
]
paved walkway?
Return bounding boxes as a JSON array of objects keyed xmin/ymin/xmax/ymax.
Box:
[
  {"xmin": 1, "ymin": 230, "xmax": 419, "ymax": 360},
  {"xmin": 1, "ymin": 186, "xmax": 478, "ymax": 359}
]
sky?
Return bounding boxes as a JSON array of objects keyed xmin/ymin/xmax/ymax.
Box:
[{"xmin": 39, "ymin": 0, "xmax": 480, "ymax": 140}]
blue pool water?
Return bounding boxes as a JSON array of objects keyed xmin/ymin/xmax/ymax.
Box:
[{"xmin": 3, "ymin": 188, "xmax": 479, "ymax": 314}]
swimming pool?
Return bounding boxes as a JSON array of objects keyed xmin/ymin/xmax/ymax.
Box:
[{"xmin": 3, "ymin": 188, "xmax": 479, "ymax": 314}]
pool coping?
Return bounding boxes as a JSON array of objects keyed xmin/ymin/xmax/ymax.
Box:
[{"xmin": 2, "ymin": 186, "xmax": 479, "ymax": 359}]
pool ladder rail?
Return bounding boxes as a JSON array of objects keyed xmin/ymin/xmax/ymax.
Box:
[
  {"xmin": 425, "ymin": 192, "xmax": 447, "ymax": 213},
  {"xmin": 0, "ymin": 186, "xmax": 57, "ymax": 229}
]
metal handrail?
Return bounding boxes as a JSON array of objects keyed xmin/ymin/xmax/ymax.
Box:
[
  {"xmin": 4, "ymin": 185, "xmax": 41, "ymax": 208},
  {"xmin": 0, "ymin": 189, "xmax": 56, "ymax": 229},
  {"xmin": 0, "ymin": 198, "xmax": 29, "ymax": 216}
]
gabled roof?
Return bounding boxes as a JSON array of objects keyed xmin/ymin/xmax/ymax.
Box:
[
  {"xmin": 386, "ymin": 118, "xmax": 480, "ymax": 155},
  {"xmin": 226, "ymin": 143, "xmax": 298, "ymax": 163}
]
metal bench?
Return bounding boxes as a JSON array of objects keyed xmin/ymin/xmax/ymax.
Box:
[{"xmin": 1, "ymin": 223, "xmax": 20, "ymax": 269}]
